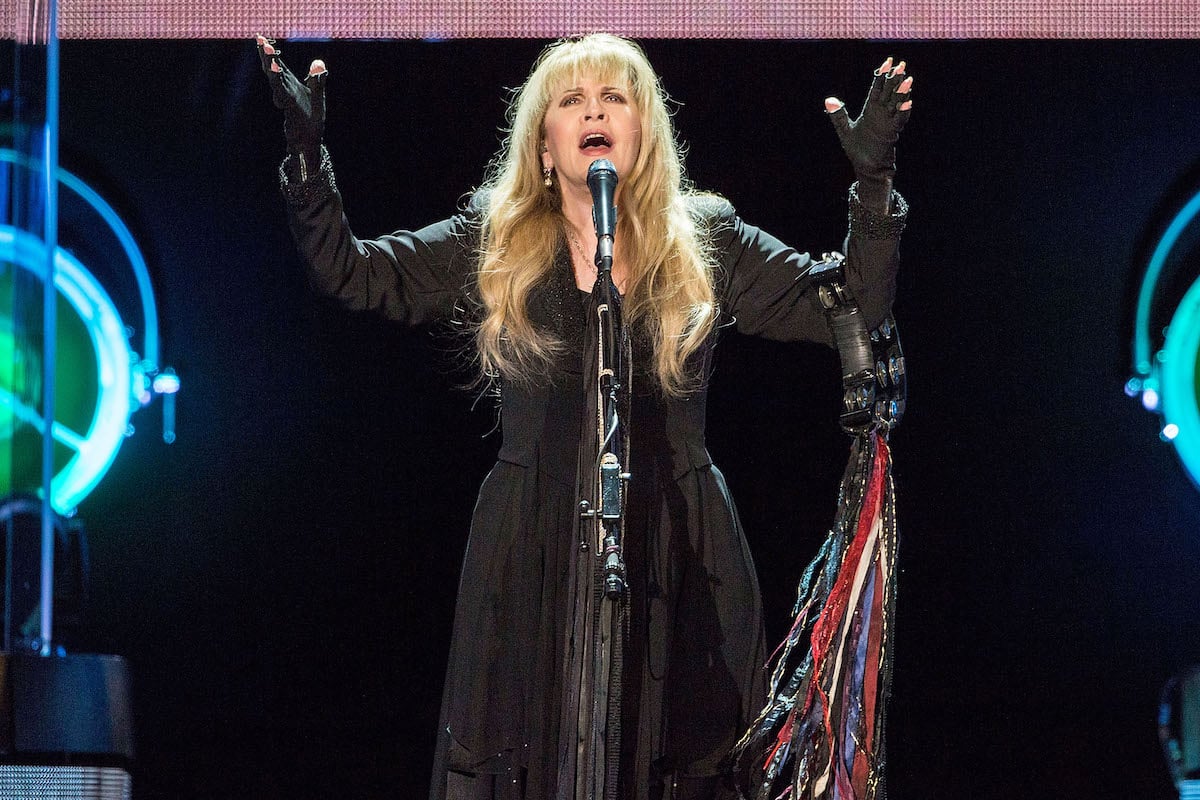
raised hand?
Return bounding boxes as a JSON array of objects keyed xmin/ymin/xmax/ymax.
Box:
[
  {"xmin": 824, "ymin": 58, "xmax": 913, "ymax": 209},
  {"xmin": 255, "ymin": 35, "xmax": 328, "ymax": 172}
]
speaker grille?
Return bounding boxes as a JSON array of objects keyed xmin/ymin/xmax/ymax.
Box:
[{"xmin": 0, "ymin": 766, "xmax": 131, "ymax": 799}]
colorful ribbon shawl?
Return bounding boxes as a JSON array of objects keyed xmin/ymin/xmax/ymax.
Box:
[{"xmin": 734, "ymin": 428, "xmax": 898, "ymax": 800}]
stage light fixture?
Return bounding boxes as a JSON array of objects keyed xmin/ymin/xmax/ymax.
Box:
[
  {"xmin": 0, "ymin": 225, "xmax": 130, "ymax": 513},
  {"xmin": 0, "ymin": 148, "xmax": 177, "ymax": 513},
  {"xmin": 1131, "ymin": 188, "xmax": 1200, "ymax": 487}
]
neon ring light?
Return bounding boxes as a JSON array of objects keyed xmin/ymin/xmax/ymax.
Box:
[
  {"xmin": 0, "ymin": 148, "xmax": 170, "ymax": 513},
  {"xmin": 1131, "ymin": 190, "xmax": 1200, "ymax": 487}
]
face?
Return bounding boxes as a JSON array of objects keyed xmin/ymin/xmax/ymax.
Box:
[{"xmin": 541, "ymin": 75, "xmax": 642, "ymax": 197}]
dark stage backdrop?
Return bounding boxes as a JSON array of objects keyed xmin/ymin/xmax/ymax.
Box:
[{"xmin": 20, "ymin": 38, "xmax": 1200, "ymax": 798}]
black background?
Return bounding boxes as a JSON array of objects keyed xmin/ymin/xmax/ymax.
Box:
[{"xmin": 8, "ymin": 38, "xmax": 1200, "ymax": 798}]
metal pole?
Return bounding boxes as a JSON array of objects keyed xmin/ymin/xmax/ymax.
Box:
[{"xmin": 39, "ymin": 0, "xmax": 59, "ymax": 657}]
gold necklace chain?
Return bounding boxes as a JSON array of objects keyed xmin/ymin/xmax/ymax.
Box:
[
  {"xmin": 566, "ymin": 227, "xmax": 596, "ymax": 277},
  {"xmin": 565, "ymin": 225, "xmax": 624, "ymax": 293}
]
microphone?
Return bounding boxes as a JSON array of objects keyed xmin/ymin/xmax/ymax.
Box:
[{"xmin": 587, "ymin": 159, "xmax": 618, "ymax": 272}]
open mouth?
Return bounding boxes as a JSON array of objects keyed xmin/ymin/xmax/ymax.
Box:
[{"xmin": 580, "ymin": 132, "xmax": 612, "ymax": 151}]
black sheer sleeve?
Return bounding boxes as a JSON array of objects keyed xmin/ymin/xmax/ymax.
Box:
[
  {"xmin": 280, "ymin": 146, "xmax": 479, "ymax": 326},
  {"xmin": 707, "ymin": 183, "xmax": 906, "ymax": 346}
]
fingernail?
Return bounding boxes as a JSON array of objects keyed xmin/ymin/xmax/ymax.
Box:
[
  {"xmin": 875, "ymin": 57, "xmax": 892, "ymax": 75},
  {"xmin": 894, "ymin": 60, "xmax": 906, "ymax": 75},
  {"xmin": 898, "ymin": 76, "xmax": 913, "ymax": 91},
  {"xmin": 271, "ymin": 60, "xmax": 281, "ymax": 73}
]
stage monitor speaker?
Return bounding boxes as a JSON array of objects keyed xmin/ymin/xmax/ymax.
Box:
[
  {"xmin": 0, "ymin": 765, "xmax": 130, "ymax": 798},
  {"xmin": 0, "ymin": 652, "xmax": 134, "ymax": 799}
]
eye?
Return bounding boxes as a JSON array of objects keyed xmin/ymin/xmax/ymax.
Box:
[
  {"xmin": 605, "ymin": 92, "xmax": 626, "ymax": 103},
  {"xmin": 560, "ymin": 94, "xmax": 581, "ymax": 107}
]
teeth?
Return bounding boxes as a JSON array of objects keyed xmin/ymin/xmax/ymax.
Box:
[{"xmin": 582, "ymin": 134, "xmax": 609, "ymax": 148}]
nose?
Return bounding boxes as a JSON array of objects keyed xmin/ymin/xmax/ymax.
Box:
[{"xmin": 584, "ymin": 95, "xmax": 605, "ymax": 120}]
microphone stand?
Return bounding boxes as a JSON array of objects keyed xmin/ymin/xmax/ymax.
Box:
[
  {"xmin": 577, "ymin": 205, "xmax": 630, "ymax": 800},
  {"xmin": 592, "ymin": 240, "xmax": 628, "ymax": 599}
]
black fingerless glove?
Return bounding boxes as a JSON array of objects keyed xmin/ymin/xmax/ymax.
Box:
[
  {"xmin": 827, "ymin": 67, "xmax": 912, "ymax": 211},
  {"xmin": 256, "ymin": 37, "xmax": 327, "ymax": 181}
]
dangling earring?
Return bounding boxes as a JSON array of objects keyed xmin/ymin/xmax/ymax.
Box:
[{"xmin": 541, "ymin": 142, "xmax": 553, "ymax": 188}]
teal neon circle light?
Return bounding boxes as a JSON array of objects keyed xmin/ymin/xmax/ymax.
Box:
[
  {"xmin": 0, "ymin": 149, "xmax": 158, "ymax": 368},
  {"xmin": 1161, "ymin": 277, "xmax": 1200, "ymax": 488},
  {"xmin": 0, "ymin": 226, "xmax": 134, "ymax": 513},
  {"xmin": 1136, "ymin": 184, "xmax": 1200, "ymax": 488},
  {"xmin": 0, "ymin": 147, "xmax": 164, "ymax": 513}
]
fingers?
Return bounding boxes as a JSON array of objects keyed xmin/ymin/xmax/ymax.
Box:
[
  {"xmin": 875, "ymin": 58, "xmax": 914, "ymax": 113},
  {"xmin": 896, "ymin": 75, "xmax": 913, "ymax": 112},
  {"xmin": 854, "ymin": 56, "xmax": 907, "ymax": 113},
  {"xmin": 255, "ymin": 34, "xmax": 294, "ymax": 110},
  {"xmin": 825, "ymin": 103, "xmax": 851, "ymax": 143},
  {"xmin": 892, "ymin": 61, "xmax": 913, "ymax": 113},
  {"xmin": 305, "ymin": 62, "xmax": 328, "ymax": 110},
  {"xmin": 893, "ymin": 71, "xmax": 913, "ymax": 126},
  {"xmin": 863, "ymin": 56, "xmax": 892, "ymax": 101},
  {"xmin": 829, "ymin": 57, "xmax": 913, "ymax": 134},
  {"xmin": 255, "ymin": 34, "xmax": 282, "ymax": 75},
  {"xmin": 305, "ymin": 59, "xmax": 328, "ymax": 92},
  {"xmin": 255, "ymin": 36, "xmax": 328, "ymax": 79}
]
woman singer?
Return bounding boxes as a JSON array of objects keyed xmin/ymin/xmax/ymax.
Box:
[{"xmin": 257, "ymin": 33, "xmax": 912, "ymax": 800}]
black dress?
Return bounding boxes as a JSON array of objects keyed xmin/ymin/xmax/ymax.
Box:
[{"xmin": 281, "ymin": 150, "xmax": 904, "ymax": 800}]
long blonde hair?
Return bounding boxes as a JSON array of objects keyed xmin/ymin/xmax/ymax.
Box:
[{"xmin": 475, "ymin": 34, "xmax": 718, "ymax": 395}]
